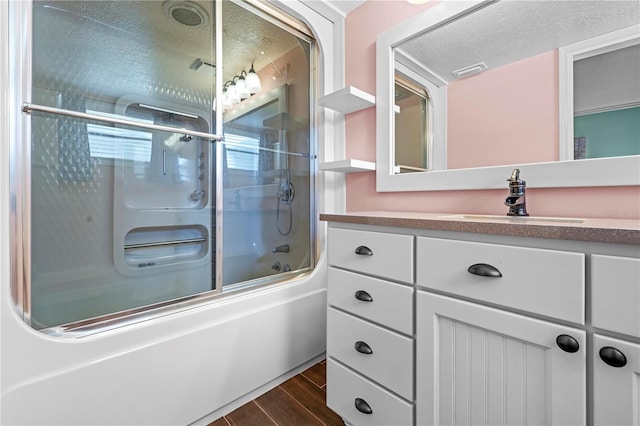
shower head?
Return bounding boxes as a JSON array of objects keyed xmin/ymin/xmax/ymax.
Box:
[{"xmin": 190, "ymin": 58, "xmax": 216, "ymax": 72}]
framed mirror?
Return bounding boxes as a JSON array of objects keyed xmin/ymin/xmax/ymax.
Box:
[{"xmin": 376, "ymin": 0, "xmax": 640, "ymax": 191}]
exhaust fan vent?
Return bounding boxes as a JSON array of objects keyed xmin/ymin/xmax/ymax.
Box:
[{"xmin": 164, "ymin": 1, "xmax": 209, "ymax": 27}]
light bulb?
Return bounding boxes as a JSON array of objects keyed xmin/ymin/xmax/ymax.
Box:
[
  {"xmin": 222, "ymin": 90, "xmax": 233, "ymax": 109},
  {"xmin": 236, "ymin": 76, "xmax": 250, "ymax": 99},
  {"xmin": 227, "ymin": 84, "xmax": 240, "ymax": 104},
  {"xmin": 246, "ymin": 64, "xmax": 262, "ymax": 94}
]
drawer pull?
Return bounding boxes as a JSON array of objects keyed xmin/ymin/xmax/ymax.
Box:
[
  {"xmin": 599, "ymin": 346, "xmax": 627, "ymax": 368},
  {"xmin": 467, "ymin": 263, "xmax": 502, "ymax": 278},
  {"xmin": 354, "ymin": 398, "xmax": 373, "ymax": 414},
  {"xmin": 354, "ymin": 341, "xmax": 373, "ymax": 355},
  {"xmin": 556, "ymin": 334, "xmax": 580, "ymax": 353},
  {"xmin": 355, "ymin": 290, "xmax": 373, "ymax": 302},
  {"xmin": 355, "ymin": 246, "xmax": 373, "ymax": 256}
]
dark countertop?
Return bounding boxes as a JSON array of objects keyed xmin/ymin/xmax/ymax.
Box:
[{"xmin": 320, "ymin": 211, "xmax": 640, "ymax": 245}]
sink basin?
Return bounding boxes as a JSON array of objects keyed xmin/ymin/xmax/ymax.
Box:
[{"xmin": 441, "ymin": 214, "xmax": 586, "ymax": 224}]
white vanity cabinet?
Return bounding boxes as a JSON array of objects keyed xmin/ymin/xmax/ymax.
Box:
[
  {"xmin": 323, "ymin": 216, "xmax": 639, "ymax": 426},
  {"xmin": 416, "ymin": 292, "xmax": 586, "ymax": 426},
  {"xmin": 415, "ymin": 237, "xmax": 587, "ymax": 425},
  {"xmin": 326, "ymin": 227, "xmax": 415, "ymax": 425}
]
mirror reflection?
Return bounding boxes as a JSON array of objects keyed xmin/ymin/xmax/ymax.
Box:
[
  {"xmin": 389, "ymin": 0, "xmax": 639, "ymax": 173},
  {"xmin": 394, "ymin": 75, "xmax": 431, "ymax": 173},
  {"xmin": 573, "ymin": 44, "xmax": 640, "ymax": 160}
]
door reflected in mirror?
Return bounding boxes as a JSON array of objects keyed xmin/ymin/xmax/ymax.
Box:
[{"xmin": 394, "ymin": 75, "xmax": 431, "ymax": 173}]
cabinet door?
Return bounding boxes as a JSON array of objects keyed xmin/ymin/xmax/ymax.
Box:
[
  {"xmin": 417, "ymin": 291, "xmax": 586, "ymax": 426},
  {"xmin": 593, "ymin": 334, "xmax": 640, "ymax": 426}
]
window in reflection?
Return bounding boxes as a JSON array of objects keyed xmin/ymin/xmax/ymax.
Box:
[{"xmin": 394, "ymin": 75, "xmax": 431, "ymax": 173}]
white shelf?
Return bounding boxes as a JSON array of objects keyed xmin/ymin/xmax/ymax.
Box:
[
  {"xmin": 318, "ymin": 86, "xmax": 375, "ymax": 114},
  {"xmin": 319, "ymin": 159, "xmax": 376, "ymax": 173}
]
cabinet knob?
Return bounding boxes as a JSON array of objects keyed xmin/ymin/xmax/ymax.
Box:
[
  {"xmin": 354, "ymin": 341, "xmax": 373, "ymax": 355},
  {"xmin": 556, "ymin": 334, "xmax": 580, "ymax": 353},
  {"xmin": 599, "ymin": 346, "xmax": 627, "ymax": 368},
  {"xmin": 354, "ymin": 398, "xmax": 373, "ymax": 414},
  {"xmin": 355, "ymin": 290, "xmax": 373, "ymax": 302},
  {"xmin": 467, "ymin": 263, "xmax": 502, "ymax": 278},
  {"xmin": 355, "ymin": 246, "xmax": 373, "ymax": 256}
]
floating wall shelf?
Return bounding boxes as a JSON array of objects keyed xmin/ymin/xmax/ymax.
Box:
[
  {"xmin": 319, "ymin": 159, "xmax": 376, "ymax": 173},
  {"xmin": 318, "ymin": 86, "xmax": 375, "ymax": 114}
]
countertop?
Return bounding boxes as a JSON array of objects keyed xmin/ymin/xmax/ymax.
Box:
[{"xmin": 319, "ymin": 211, "xmax": 640, "ymax": 245}]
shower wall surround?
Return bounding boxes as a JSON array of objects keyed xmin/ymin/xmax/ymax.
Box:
[{"xmin": 2, "ymin": 1, "xmax": 336, "ymax": 424}]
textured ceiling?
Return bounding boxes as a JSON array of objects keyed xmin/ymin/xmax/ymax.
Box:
[
  {"xmin": 396, "ymin": 0, "xmax": 640, "ymax": 83},
  {"xmin": 32, "ymin": 1, "xmax": 302, "ymax": 107}
]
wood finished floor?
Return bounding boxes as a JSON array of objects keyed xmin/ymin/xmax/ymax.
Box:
[{"xmin": 208, "ymin": 360, "xmax": 344, "ymax": 426}]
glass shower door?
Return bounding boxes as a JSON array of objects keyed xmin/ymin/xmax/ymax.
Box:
[
  {"xmin": 28, "ymin": 0, "xmax": 218, "ymax": 329},
  {"xmin": 220, "ymin": 1, "xmax": 313, "ymax": 287}
]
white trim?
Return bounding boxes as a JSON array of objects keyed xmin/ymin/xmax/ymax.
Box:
[{"xmin": 559, "ymin": 24, "xmax": 640, "ymax": 161}]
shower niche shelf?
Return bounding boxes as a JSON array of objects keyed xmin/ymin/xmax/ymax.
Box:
[{"xmin": 123, "ymin": 225, "xmax": 208, "ymax": 269}]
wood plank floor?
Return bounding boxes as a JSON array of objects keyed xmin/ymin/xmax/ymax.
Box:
[{"xmin": 208, "ymin": 360, "xmax": 344, "ymax": 426}]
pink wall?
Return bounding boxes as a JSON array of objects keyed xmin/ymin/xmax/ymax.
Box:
[
  {"xmin": 343, "ymin": 0, "xmax": 640, "ymax": 219},
  {"xmin": 447, "ymin": 50, "xmax": 558, "ymax": 169}
]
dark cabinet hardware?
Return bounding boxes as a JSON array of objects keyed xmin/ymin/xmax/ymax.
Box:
[
  {"xmin": 355, "ymin": 290, "xmax": 373, "ymax": 302},
  {"xmin": 354, "ymin": 398, "xmax": 373, "ymax": 414},
  {"xmin": 599, "ymin": 346, "xmax": 627, "ymax": 368},
  {"xmin": 467, "ymin": 263, "xmax": 502, "ymax": 278},
  {"xmin": 556, "ymin": 334, "xmax": 580, "ymax": 353},
  {"xmin": 355, "ymin": 341, "xmax": 373, "ymax": 355},
  {"xmin": 355, "ymin": 246, "xmax": 373, "ymax": 256}
]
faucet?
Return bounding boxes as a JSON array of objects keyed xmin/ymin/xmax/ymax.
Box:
[{"xmin": 504, "ymin": 168, "xmax": 529, "ymax": 216}]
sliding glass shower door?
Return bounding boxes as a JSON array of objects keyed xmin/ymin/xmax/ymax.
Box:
[{"xmin": 18, "ymin": 0, "xmax": 315, "ymax": 331}]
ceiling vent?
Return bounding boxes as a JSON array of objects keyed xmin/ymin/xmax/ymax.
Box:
[
  {"xmin": 164, "ymin": 1, "xmax": 209, "ymax": 27},
  {"xmin": 452, "ymin": 62, "xmax": 488, "ymax": 79}
]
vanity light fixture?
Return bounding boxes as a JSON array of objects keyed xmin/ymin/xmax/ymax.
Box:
[
  {"xmin": 451, "ymin": 62, "xmax": 487, "ymax": 79},
  {"xmin": 235, "ymin": 72, "xmax": 251, "ymax": 99},
  {"xmin": 222, "ymin": 65, "xmax": 263, "ymax": 110},
  {"xmin": 246, "ymin": 63, "xmax": 262, "ymax": 94}
]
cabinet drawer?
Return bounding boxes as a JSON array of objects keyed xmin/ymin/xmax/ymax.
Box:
[
  {"xmin": 328, "ymin": 267, "xmax": 413, "ymax": 334},
  {"xmin": 328, "ymin": 228, "xmax": 414, "ymax": 283},
  {"xmin": 327, "ymin": 359, "xmax": 413, "ymax": 426},
  {"xmin": 416, "ymin": 237, "xmax": 585, "ymax": 323},
  {"xmin": 592, "ymin": 255, "xmax": 640, "ymax": 338},
  {"xmin": 327, "ymin": 308, "xmax": 414, "ymax": 400}
]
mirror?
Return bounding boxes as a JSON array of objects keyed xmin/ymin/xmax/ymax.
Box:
[{"xmin": 376, "ymin": 0, "xmax": 640, "ymax": 191}]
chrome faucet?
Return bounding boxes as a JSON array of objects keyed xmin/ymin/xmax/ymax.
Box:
[{"xmin": 504, "ymin": 168, "xmax": 529, "ymax": 216}]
